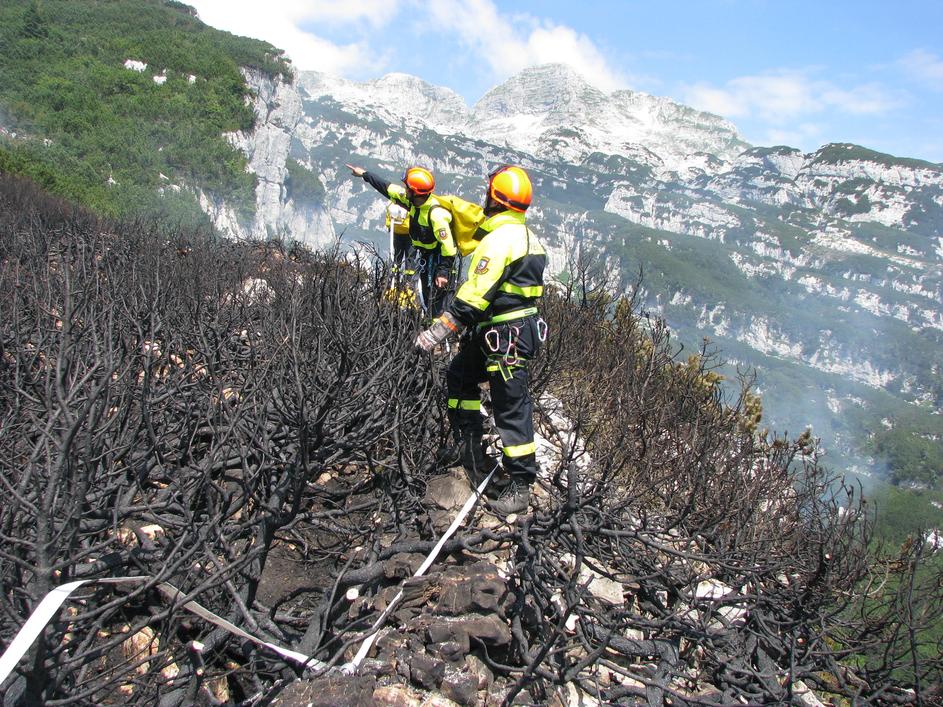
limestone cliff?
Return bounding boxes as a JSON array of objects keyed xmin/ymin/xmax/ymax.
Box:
[{"xmin": 205, "ymin": 69, "xmax": 335, "ymax": 247}]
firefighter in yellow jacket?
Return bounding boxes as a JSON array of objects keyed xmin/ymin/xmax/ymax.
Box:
[
  {"xmin": 416, "ymin": 165, "xmax": 546, "ymax": 515},
  {"xmin": 347, "ymin": 163, "xmax": 457, "ymax": 317}
]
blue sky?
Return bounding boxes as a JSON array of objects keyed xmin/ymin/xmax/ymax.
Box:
[{"xmin": 189, "ymin": 0, "xmax": 943, "ymax": 162}]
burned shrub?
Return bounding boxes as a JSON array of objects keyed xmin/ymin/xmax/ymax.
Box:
[{"xmin": 1, "ymin": 174, "xmax": 940, "ymax": 705}]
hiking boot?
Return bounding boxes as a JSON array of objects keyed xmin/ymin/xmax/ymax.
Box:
[
  {"xmin": 485, "ymin": 478, "xmax": 532, "ymax": 515},
  {"xmin": 464, "ymin": 458, "xmax": 501, "ymax": 489},
  {"xmin": 433, "ymin": 444, "xmax": 463, "ymax": 470}
]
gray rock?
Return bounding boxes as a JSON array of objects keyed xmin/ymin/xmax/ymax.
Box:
[
  {"xmin": 464, "ymin": 654, "xmax": 494, "ymax": 691},
  {"xmin": 428, "ymin": 614, "xmax": 511, "ymax": 647},
  {"xmin": 432, "ymin": 640, "xmax": 467, "ymax": 664},
  {"xmin": 409, "ymin": 652, "xmax": 446, "ymax": 690},
  {"xmin": 434, "ymin": 562, "xmax": 509, "ymax": 616},
  {"xmin": 270, "ymin": 675, "xmax": 375, "ymax": 706},
  {"xmin": 424, "ymin": 472, "xmax": 474, "ymax": 511},
  {"xmin": 371, "ymin": 684, "xmax": 424, "ymax": 707},
  {"xmin": 440, "ymin": 669, "xmax": 479, "ymax": 706},
  {"xmin": 209, "ymin": 69, "xmax": 336, "ymax": 248}
]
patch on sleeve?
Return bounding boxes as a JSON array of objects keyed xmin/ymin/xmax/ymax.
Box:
[
  {"xmin": 474, "ymin": 257, "xmax": 490, "ymax": 274},
  {"xmin": 437, "ymin": 228, "xmax": 449, "ymax": 241}
]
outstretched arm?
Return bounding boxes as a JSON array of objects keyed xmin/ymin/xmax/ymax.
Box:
[
  {"xmin": 345, "ymin": 163, "xmax": 366, "ymax": 177},
  {"xmin": 346, "ymin": 162, "xmax": 408, "ymax": 206}
]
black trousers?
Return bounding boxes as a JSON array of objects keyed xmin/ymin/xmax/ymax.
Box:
[
  {"xmin": 445, "ymin": 316, "xmax": 542, "ymax": 480},
  {"xmin": 417, "ymin": 251, "xmax": 452, "ymax": 318},
  {"xmin": 392, "ymin": 233, "xmax": 413, "ymax": 276}
]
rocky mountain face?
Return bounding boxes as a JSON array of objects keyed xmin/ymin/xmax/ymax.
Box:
[
  {"xmin": 213, "ymin": 68, "xmax": 335, "ymax": 242},
  {"xmin": 213, "ymin": 64, "xmax": 943, "ymax": 485}
]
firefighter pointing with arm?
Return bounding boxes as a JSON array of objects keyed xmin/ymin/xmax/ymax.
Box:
[
  {"xmin": 416, "ymin": 165, "xmax": 547, "ymax": 515},
  {"xmin": 347, "ymin": 163, "xmax": 457, "ymax": 317}
]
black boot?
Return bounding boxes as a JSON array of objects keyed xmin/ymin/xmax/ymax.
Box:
[
  {"xmin": 485, "ymin": 476, "xmax": 532, "ymax": 515},
  {"xmin": 461, "ymin": 431, "xmax": 499, "ymax": 486},
  {"xmin": 433, "ymin": 444, "xmax": 463, "ymax": 470},
  {"xmin": 461, "ymin": 431, "xmax": 485, "ymax": 470}
]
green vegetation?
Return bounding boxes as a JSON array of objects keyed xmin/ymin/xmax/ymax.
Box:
[
  {"xmin": 868, "ymin": 419, "xmax": 943, "ymax": 488},
  {"xmin": 862, "ymin": 483, "xmax": 943, "ymax": 682},
  {"xmin": 869, "ymin": 484, "xmax": 943, "ymax": 543},
  {"xmin": 811, "ymin": 142, "xmax": 943, "ymax": 172},
  {"xmin": 284, "ymin": 158, "xmax": 325, "ymax": 203},
  {"xmin": 0, "ymin": 0, "xmax": 291, "ymax": 226}
]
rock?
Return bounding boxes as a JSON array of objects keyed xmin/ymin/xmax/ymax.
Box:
[
  {"xmin": 465, "ymin": 654, "xmax": 494, "ymax": 691},
  {"xmin": 432, "ymin": 641, "xmax": 467, "ymax": 664},
  {"xmin": 409, "ymin": 653, "xmax": 446, "ymax": 690},
  {"xmin": 427, "ymin": 622, "xmax": 470, "ymax": 655},
  {"xmin": 555, "ymin": 681, "xmax": 601, "ymax": 706},
  {"xmin": 359, "ymin": 657, "xmax": 398, "ymax": 678},
  {"xmin": 418, "ymin": 695, "xmax": 462, "ymax": 707},
  {"xmin": 212, "ymin": 69, "xmax": 336, "ymax": 248},
  {"xmin": 440, "ymin": 669, "xmax": 479, "ymax": 706},
  {"xmin": 270, "ymin": 675, "xmax": 376, "ymax": 706},
  {"xmin": 372, "ymin": 684, "xmax": 423, "ymax": 706},
  {"xmin": 792, "ymin": 679, "xmax": 825, "ymax": 707},
  {"xmin": 396, "ymin": 659, "xmax": 412, "ymax": 680},
  {"xmin": 385, "ymin": 553, "xmax": 426, "ymax": 580},
  {"xmin": 434, "ymin": 562, "xmax": 509, "ymax": 615},
  {"xmin": 688, "ymin": 579, "xmax": 748, "ymax": 632},
  {"xmin": 560, "ymin": 554, "xmax": 624, "ymax": 606},
  {"xmin": 424, "ymin": 472, "xmax": 474, "ymax": 510},
  {"xmin": 121, "ymin": 626, "xmax": 157, "ymax": 677},
  {"xmin": 377, "ymin": 631, "xmax": 410, "ymax": 655},
  {"xmin": 427, "ymin": 614, "xmax": 511, "ymax": 648}
]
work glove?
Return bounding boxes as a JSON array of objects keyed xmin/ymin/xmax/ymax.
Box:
[{"xmin": 416, "ymin": 312, "xmax": 463, "ymax": 351}]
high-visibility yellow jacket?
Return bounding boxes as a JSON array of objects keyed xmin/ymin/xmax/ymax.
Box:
[
  {"xmin": 362, "ymin": 171, "xmax": 457, "ymax": 276},
  {"xmin": 449, "ymin": 210, "xmax": 546, "ymax": 327}
]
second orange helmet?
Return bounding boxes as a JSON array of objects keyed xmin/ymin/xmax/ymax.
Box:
[
  {"xmin": 402, "ymin": 166, "xmax": 435, "ymax": 195},
  {"xmin": 488, "ymin": 165, "xmax": 532, "ymax": 212}
]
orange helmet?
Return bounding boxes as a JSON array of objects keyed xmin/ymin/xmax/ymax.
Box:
[
  {"xmin": 487, "ymin": 165, "xmax": 532, "ymax": 212},
  {"xmin": 402, "ymin": 166, "xmax": 435, "ymax": 195}
]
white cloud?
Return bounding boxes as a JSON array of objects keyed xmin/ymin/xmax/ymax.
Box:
[
  {"xmin": 188, "ymin": 0, "xmax": 399, "ymax": 74},
  {"xmin": 899, "ymin": 49, "xmax": 943, "ymax": 90},
  {"xmin": 763, "ymin": 123, "xmax": 824, "ymax": 149},
  {"xmin": 682, "ymin": 70, "xmax": 901, "ymax": 124},
  {"xmin": 188, "ymin": 0, "xmax": 627, "ymax": 93},
  {"xmin": 425, "ymin": 0, "xmax": 628, "ymax": 92}
]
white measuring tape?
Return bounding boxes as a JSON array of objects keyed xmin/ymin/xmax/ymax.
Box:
[
  {"xmin": 345, "ymin": 466, "xmax": 495, "ymax": 673},
  {"xmin": 0, "ymin": 576, "xmax": 326, "ymax": 686},
  {"xmin": 0, "ymin": 468, "xmax": 495, "ymax": 686}
]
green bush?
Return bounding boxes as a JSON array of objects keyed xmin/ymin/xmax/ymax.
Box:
[
  {"xmin": 0, "ymin": 0, "xmax": 291, "ymax": 223},
  {"xmin": 284, "ymin": 159, "xmax": 325, "ymax": 203}
]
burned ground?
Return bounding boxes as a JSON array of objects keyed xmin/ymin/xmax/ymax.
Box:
[{"xmin": 1, "ymin": 173, "xmax": 941, "ymax": 705}]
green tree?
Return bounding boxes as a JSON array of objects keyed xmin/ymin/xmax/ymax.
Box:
[{"xmin": 22, "ymin": 0, "xmax": 48, "ymax": 39}]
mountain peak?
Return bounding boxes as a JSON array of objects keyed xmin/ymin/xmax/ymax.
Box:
[
  {"xmin": 469, "ymin": 63, "xmax": 749, "ymax": 170},
  {"xmin": 474, "ymin": 63, "xmax": 606, "ymax": 118},
  {"xmin": 297, "ymin": 70, "xmax": 468, "ymax": 132}
]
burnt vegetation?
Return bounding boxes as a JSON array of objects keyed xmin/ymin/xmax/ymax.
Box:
[{"xmin": 1, "ymin": 172, "xmax": 941, "ymax": 705}]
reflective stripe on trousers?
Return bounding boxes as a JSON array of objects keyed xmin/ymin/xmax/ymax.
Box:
[{"xmin": 445, "ymin": 316, "xmax": 542, "ymax": 479}]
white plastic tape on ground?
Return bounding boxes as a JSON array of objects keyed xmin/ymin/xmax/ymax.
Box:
[
  {"xmin": 0, "ymin": 577, "xmax": 326, "ymax": 687},
  {"xmin": 0, "ymin": 469, "xmax": 493, "ymax": 686},
  {"xmin": 345, "ymin": 466, "xmax": 495, "ymax": 673},
  {"xmin": 0, "ymin": 580, "xmax": 89, "ymax": 684}
]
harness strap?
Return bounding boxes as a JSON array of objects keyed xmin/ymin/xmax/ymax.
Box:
[{"xmin": 479, "ymin": 306, "xmax": 538, "ymax": 328}]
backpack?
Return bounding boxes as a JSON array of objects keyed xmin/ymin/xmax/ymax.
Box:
[
  {"xmin": 385, "ymin": 203, "xmax": 410, "ymax": 236},
  {"xmin": 430, "ymin": 194, "xmax": 485, "ymax": 256}
]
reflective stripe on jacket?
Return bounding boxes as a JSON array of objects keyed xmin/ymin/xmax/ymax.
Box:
[
  {"xmin": 449, "ymin": 210, "xmax": 546, "ymax": 327},
  {"xmin": 362, "ymin": 171, "xmax": 457, "ymax": 258}
]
